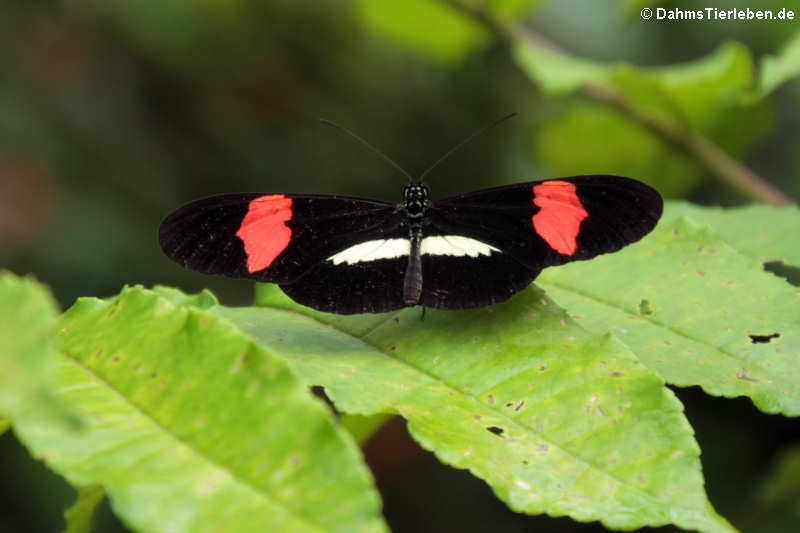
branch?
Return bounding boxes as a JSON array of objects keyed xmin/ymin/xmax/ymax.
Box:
[{"xmin": 443, "ymin": 0, "xmax": 794, "ymax": 206}]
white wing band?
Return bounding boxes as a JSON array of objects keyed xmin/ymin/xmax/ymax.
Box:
[
  {"xmin": 420, "ymin": 235, "xmax": 500, "ymax": 257},
  {"xmin": 328, "ymin": 235, "xmax": 499, "ymax": 265}
]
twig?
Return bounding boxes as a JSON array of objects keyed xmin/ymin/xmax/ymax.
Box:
[{"xmin": 443, "ymin": 0, "xmax": 794, "ymax": 206}]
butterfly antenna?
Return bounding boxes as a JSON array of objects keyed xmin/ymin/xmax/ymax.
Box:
[
  {"xmin": 320, "ymin": 119, "xmax": 416, "ymax": 182},
  {"xmin": 418, "ymin": 112, "xmax": 518, "ymax": 182}
]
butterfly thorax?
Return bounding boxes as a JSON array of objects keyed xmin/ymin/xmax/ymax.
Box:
[{"xmin": 403, "ymin": 182, "xmax": 429, "ymax": 220}]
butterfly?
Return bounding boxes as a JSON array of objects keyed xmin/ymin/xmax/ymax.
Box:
[{"xmin": 158, "ymin": 174, "xmax": 662, "ymax": 314}]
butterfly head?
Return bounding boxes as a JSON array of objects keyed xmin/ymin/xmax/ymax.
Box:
[{"xmin": 403, "ymin": 182, "xmax": 429, "ymax": 218}]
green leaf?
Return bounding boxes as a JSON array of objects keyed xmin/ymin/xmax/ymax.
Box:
[
  {"xmin": 10, "ymin": 287, "xmax": 387, "ymax": 533},
  {"xmin": 517, "ymin": 42, "xmax": 769, "ymax": 196},
  {"xmin": 0, "ymin": 416, "xmax": 9, "ymax": 436},
  {"xmin": 514, "ymin": 40, "xmax": 755, "ymax": 114},
  {"xmin": 530, "ymin": 103, "xmax": 701, "ymax": 197},
  {"xmin": 513, "ymin": 44, "xmax": 609, "ymax": 94},
  {"xmin": 537, "ymin": 207, "xmax": 800, "ymax": 416},
  {"xmin": 220, "ymin": 286, "xmax": 734, "ymax": 533},
  {"xmin": 152, "ymin": 284, "xmax": 220, "ymax": 308},
  {"xmin": 356, "ymin": 0, "xmax": 542, "ymax": 62},
  {"xmin": 0, "ymin": 271, "xmax": 71, "ymax": 426},
  {"xmin": 643, "ymin": 43, "xmax": 755, "ymax": 131},
  {"xmin": 760, "ymin": 31, "xmax": 800, "ymax": 95},
  {"xmin": 63, "ymin": 485, "xmax": 105, "ymax": 533},
  {"xmin": 665, "ymin": 202, "xmax": 800, "ymax": 266}
]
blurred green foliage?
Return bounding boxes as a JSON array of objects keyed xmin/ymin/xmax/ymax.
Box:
[
  {"xmin": 356, "ymin": 0, "xmax": 543, "ymax": 61},
  {"xmin": 1, "ymin": 0, "xmax": 797, "ymax": 310},
  {"xmin": 761, "ymin": 31, "xmax": 800, "ymax": 94},
  {"xmin": 0, "ymin": 1, "xmax": 798, "ymax": 532}
]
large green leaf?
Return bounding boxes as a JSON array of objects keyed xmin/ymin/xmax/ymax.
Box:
[
  {"xmin": 538, "ymin": 206, "xmax": 800, "ymax": 416},
  {"xmin": 219, "ymin": 286, "xmax": 734, "ymax": 533},
  {"xmin": 10, "ymin": 287, "xmax": 386, "ymax": 533},
  {"xmin": 0, "ymin": 271, "xmax": 69, "ymax": 425}
]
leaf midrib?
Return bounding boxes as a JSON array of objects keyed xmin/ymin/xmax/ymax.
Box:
[
  {"xmin": 57, "ymin": 347, "xmax": 328, "ymax": 533},
  {"xmin": 262, "ymin": 305, "xmax": 702, "ymax": 511}
]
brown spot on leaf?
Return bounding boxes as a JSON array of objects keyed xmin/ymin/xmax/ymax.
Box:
[{"xmin": 736, "ymin": 369, "xmax": 760, "ymax": 383}]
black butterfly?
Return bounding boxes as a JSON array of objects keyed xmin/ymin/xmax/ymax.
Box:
[{"xmin": 159, "ymin": 174, "xmax": 662, "ymax": 314}]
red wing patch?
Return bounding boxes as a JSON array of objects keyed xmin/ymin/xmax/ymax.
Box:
[
  {"xmin": 236, "ymin": 195, "xmax": 293, "ymax": 272},
  {"xmin": 531, "ymin": 181, "xmax": 588, "ymax": 256}
]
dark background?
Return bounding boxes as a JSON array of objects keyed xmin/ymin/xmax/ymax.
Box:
[{"xmin": 1, "ymin": 1, "xmax": 798, "ymax": 531}]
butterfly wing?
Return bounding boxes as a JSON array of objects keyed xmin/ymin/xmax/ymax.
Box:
[
  {"xmin": 159, "ymin": 176, "xmax": 662, "ymax": 314},
  {"xmin": 158, "ymin": 193, "xmax": 403, "ymax": 285},
  {"xmin": 420, "ymin": 175, "xmax": 663, "ymax": 308},
  {"xmin": 279, "ymin": 257, "xmax": 410, "ymax": 314}
]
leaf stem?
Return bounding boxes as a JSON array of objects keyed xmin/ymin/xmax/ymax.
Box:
[{"xmin": 442, "ymin": 0, "xmax": 794, "ymax": 206}]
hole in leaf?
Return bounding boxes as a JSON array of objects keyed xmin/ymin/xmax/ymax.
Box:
[
  {"xmin": 763, "ymin": 261, "xmax": 800, "ymax": 286},
  {"xmin": 311, "ymin": 386, "xmax": 338, "ymax": 412},
  {"xmin": 749, "ymin": 333, "xmax": 780, "ymax": 344},
  {"xmin": 486, "ymin": 426, "xmax": 504, "ymax": 436}
]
